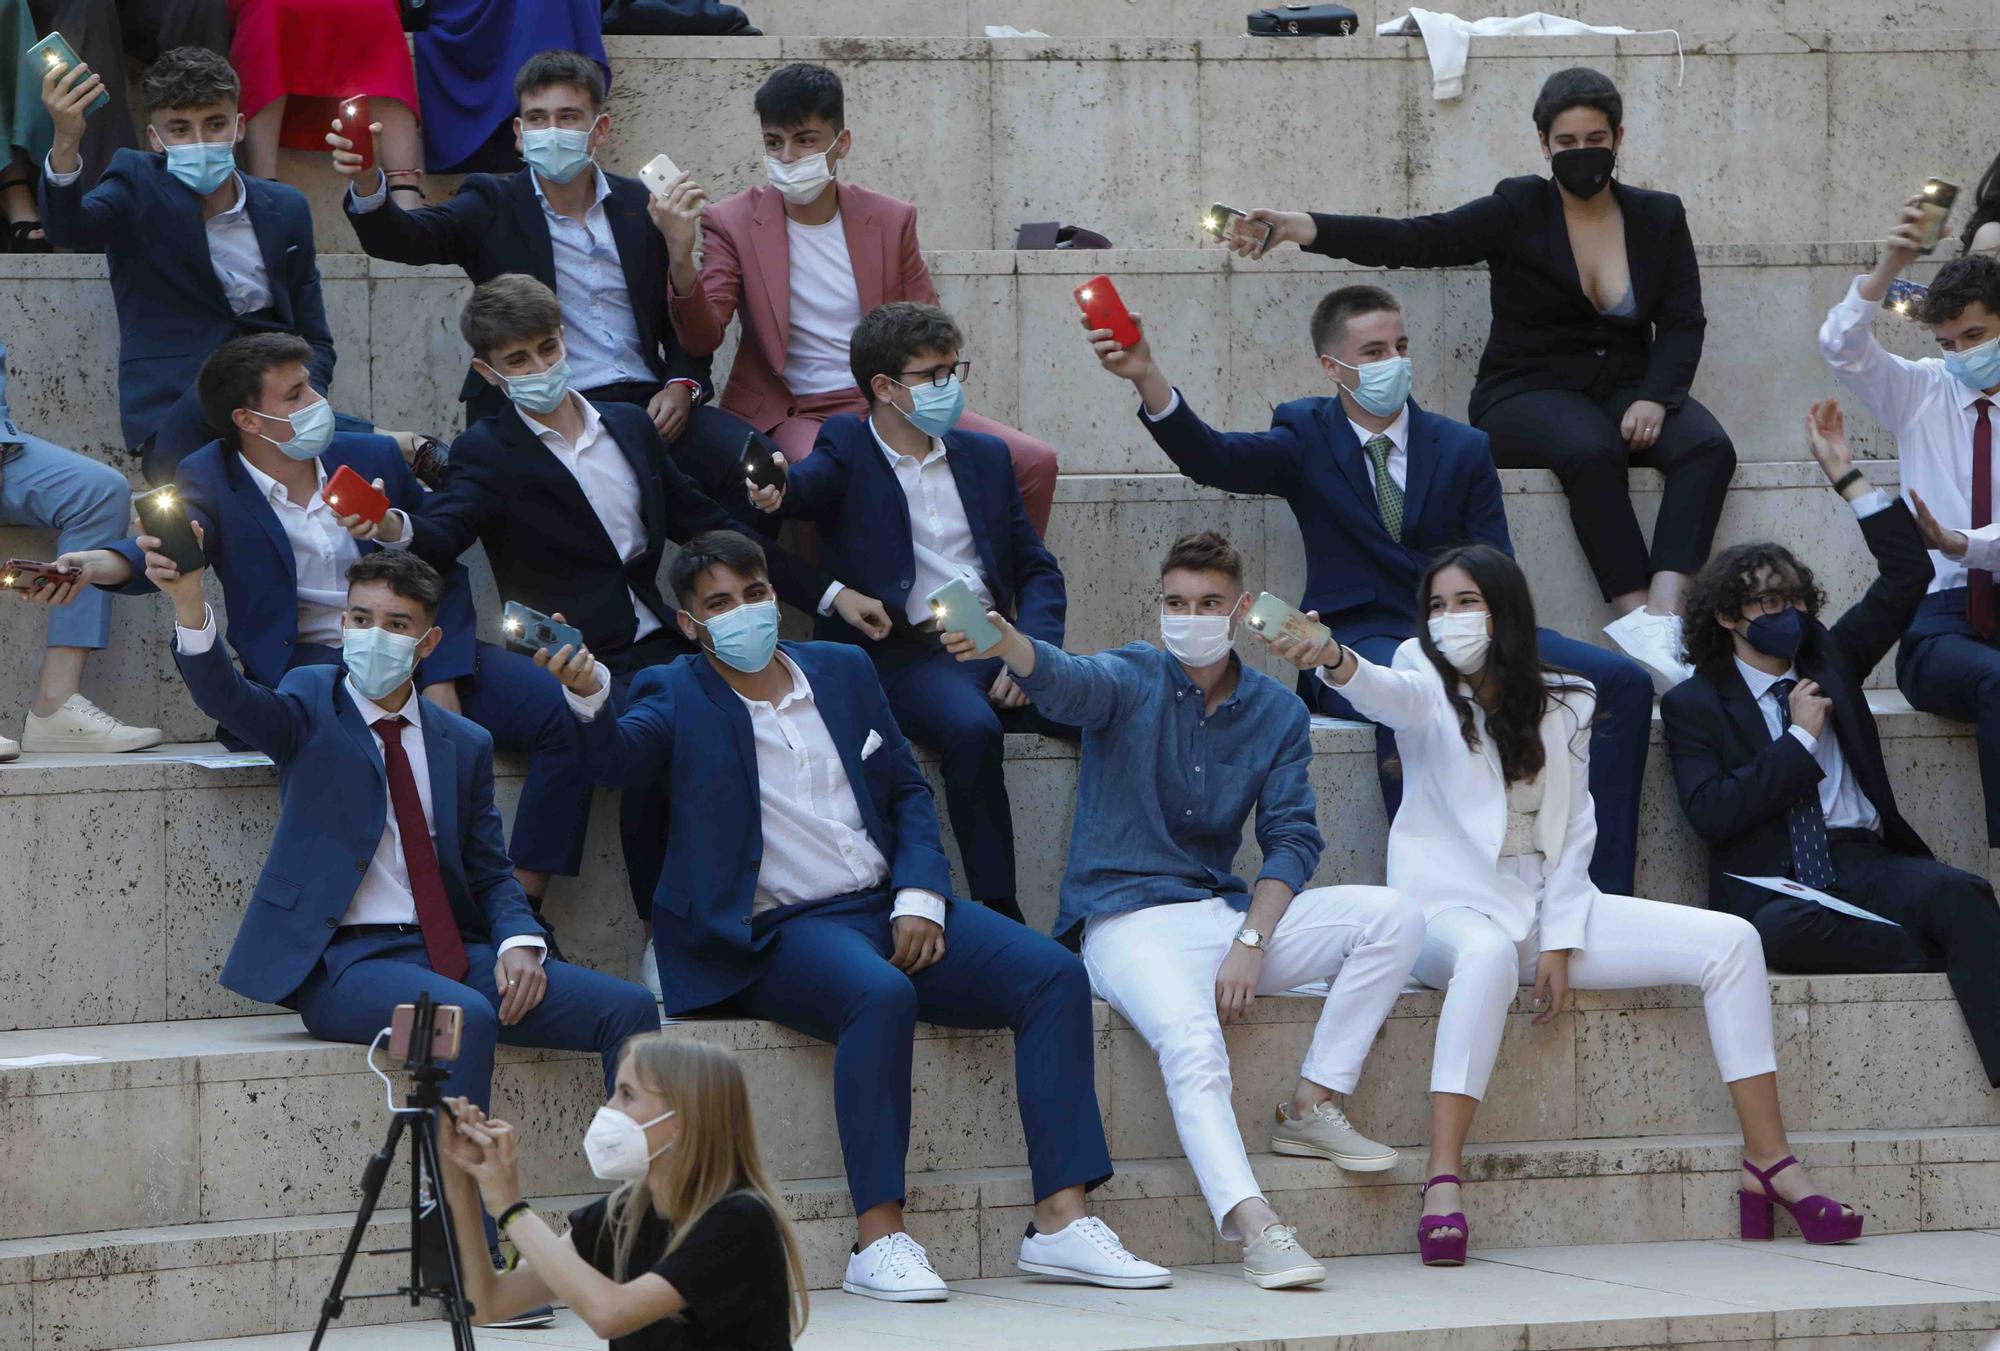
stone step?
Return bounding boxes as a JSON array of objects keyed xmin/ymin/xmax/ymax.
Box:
[
  {"xmin": 0, "ymin": 687, "xmax": 1983, "ymax": 1031},
  {"xmin": 99, "ymin": 1230, "xmax": 2000, "ymax": 1351},
  {"xmin": 0, "ymin": 970, "xmax": 1992, "ymax": 1242}
]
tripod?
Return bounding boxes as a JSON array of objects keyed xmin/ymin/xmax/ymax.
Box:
[{"xmin": 312, "ymin": 994, "xmax": 479, "ymax": 1349}]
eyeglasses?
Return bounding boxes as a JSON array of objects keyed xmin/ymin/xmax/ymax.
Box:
[
  {"xmin": 1742, "ymin": 591, "xmax": 1800, "ymax": 616},
  {"xmin": 897, "ymin": 360, "xmax": 971, "ymax": 389}
]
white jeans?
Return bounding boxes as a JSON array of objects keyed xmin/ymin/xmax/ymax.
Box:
[
  {"xmin": 1413, "ymin": 884, "xmax": 1777, "ymax": 1101},
  {"xmin": 1082, "ymin": 888, "xmax": 1425, "ymax": 1237}
]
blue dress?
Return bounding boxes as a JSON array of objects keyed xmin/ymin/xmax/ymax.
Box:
[{"xmin": 413, "ymin": 0, "xmax": 608, "ymax": 173}]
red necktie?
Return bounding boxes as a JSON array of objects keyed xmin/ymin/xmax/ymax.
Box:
[
  {"xmin": 1972, "ymin": 398, "xmax": 1994, "ymax": 639},
  {"xmin": 372, "ymin": 716, "xmax": 469, "ymax": 981}
]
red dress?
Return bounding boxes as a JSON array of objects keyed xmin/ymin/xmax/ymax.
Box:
[{"xmin": 227, "ymin": 0, "xmax": 422, "ymax": 151}]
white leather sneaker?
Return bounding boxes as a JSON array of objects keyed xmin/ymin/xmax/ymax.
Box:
[
  {"xmin": 1270, "ymin": 1099, "xmax": 1399, "ymax": 1171},
  {"xmin": 632, "ymin": 942, "xmax": 663, "ymax": 1002},
  {"xmin": 1240, "ymin": 1223, "xmax": 1326, "ymax": 1289},
  {"xmin": 0, "ymin": 734, "xmax": 17, "ymax": 763},
  {"xmin": 842, "ymin": 1232, "xmax": 948, "ymax": 1302},
  {"xmin": 1018, "ymin": 1216, "xmax": 1173, "ymax": 1288},
  {"xmin": 1603, "ymin": 608, "xmax": 1693, "ymax": 695},
  {"xmin": 20, "ymin": 695, "xmax": 164, "ymax": 754}
]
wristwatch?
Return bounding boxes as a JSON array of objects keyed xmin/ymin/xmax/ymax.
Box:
[{"xmin": 1234, "ymin": 927, "xmax": 1263, "ymax": 950}]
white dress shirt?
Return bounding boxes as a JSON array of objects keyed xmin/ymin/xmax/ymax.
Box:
[
  {"xmin": 780, "ymin": 213, "xmax": 864, "ymax": 396},
  {"xmin": 866, "ymin": 417, "xmax": 993, "ymax": 625},
  {"xmin": 1958, "ymin": 522, "xmax": 2000, "ymax": 571},
  {"xmin": 566, "ymin": 656, "xmax": 946, "ymax": 924},
  {"xmin": 237, "ymin": 456, "xmax": 410, "ymax": 649},
  {"xmin": 1733, "ymin": 655, "xmax": 1882, "ymax": 833},
  {"xmin": 1819, "ymin": 274, "xmax": 2000, "ymax": 594},
  {"xmin": 51, "ymin": 157, "xmax": 271, "ymax": 314},
  {"xmin": 519, "ymin": 396, "xmax": 661, "ymax": 640},
  {"xmin": 173, "ymin": 608, "xmax": 544, "ymax": 959}
]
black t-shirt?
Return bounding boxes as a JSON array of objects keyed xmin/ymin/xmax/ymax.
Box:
[{"xmin": 566, "ymin": 1191, "xmax": 792, "ymax": 1351}]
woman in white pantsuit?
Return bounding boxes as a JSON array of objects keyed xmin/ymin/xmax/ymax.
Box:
[{"xmin": 1273, "ymin": 544, "xmax": 1862, "ymax": 1264}]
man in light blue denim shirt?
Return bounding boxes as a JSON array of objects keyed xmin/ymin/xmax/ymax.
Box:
[{"xmin": 943, "ymin": 530, "xmax": 1424, "ymax": 1290}]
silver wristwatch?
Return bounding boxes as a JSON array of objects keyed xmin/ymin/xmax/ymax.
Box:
[{"xmin": 1234, "ymin": 927, "xmax": 1263, "ymax": 950}]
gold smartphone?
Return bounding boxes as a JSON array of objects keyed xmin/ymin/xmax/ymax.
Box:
[
  {"xmin": 1916, "ymin": 177, "xmax": 1959, "ymax": 253},
  {"xmin": 1243, "ymin": 592, "xmax": 1331, "ymax": 649}
]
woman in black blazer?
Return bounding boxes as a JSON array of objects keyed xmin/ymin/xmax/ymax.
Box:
[{"xmin": 1232, "ymin": 67, "xmax": 1735, "ymax": 693}]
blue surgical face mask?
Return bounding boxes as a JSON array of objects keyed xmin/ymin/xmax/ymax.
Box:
[
  {"xmin": 522, "ymin": 126, "xmax": 594, "ymax": 185},
  {"xmin": 342, "ymin": 624, "xmax": 430, "ymax": 701},
  {"xmin": 1333, "ymin": 355, "xmax": 1414, "ymax": 419},
  {"xmin": 892, "ymin": 374, "xmax": 966, "ymax": 439},
  {"xmin": 491, "ymin": 356, "xmax": 572, "ymax": 416},
  {"xmin": 248, "ymin": 397, "xmax": 335, "ymax": 461},
  {"xmin": 154, "ymin": 130, "xmax": 237, "ymax": 195},
  {"xmin": 692, "ymin": 599, "xmax": 779, "ymax": 674},
  {"xmin": 1943, "ymin": 335, "xmax": 2000, "ymax": 393},
  {"xmin": 1744, "ymin": 607, "xmax": 1806, "ymax": 662}
]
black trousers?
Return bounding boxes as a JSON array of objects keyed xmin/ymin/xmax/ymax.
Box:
[
  {"xmin": 1478, "ymin": 384, "xmax": 1736, "ymax": 602},
  {"xmin": 1746, "ymin": 834, "xmax": 2000, "ymax": 1085}
]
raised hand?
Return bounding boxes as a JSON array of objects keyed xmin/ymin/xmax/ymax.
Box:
[
  {"xmin": 1907, "ymin": 489, "xmax": 1969, "ymax": 559},
  {"xmin": 1803, "ymin": 399, "xmax": 1856, "ymax": 485}
]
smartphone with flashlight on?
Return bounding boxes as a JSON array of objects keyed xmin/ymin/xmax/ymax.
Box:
[
  {"xmin": 1201, "ymin": 202, "xmax": 1274, "ymax": 253},
  {"xmin": 741, "ymin": 429, "xmax": 788, "ymax": 494},
  {"xmin": 926, "ymin": 577, "xmax": 1003, "ymax": 653},
  {"xmin": 501, "ymin": 601, "xmax": 584, "ymax": 658},
  {"xmin": 133, "ymin": 485, "xmax": 205, "ymax": 575},
  {"xmin": 1, "ymin": 560, "xmax": 84, "ymax": 593},
  {"xmin": 1913, "ymin": 177, "xmax": 1959, "ymax": 253},
  {"xmin": 1243, "ymin": 592, "xmax": 1332, "ymax": 652},
  {"xmin": 1074, "ymin": 275, "xmax": 1141, "ymax": 350},
  {"xmin": 338, "ymin": 94, "xmax": 373, "ymax": 172},
  {"xmin": 25, "ymin": 33, "xmax": 109, "ymax": 115},
  {"xmin": 324, "ymin": 464, "xmax": 390, "ymax": 525},
  {"xmin": 1885, "ymin": 277, "xmax": 1929, "ymax": 320}
]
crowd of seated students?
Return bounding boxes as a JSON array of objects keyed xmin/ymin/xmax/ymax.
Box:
[{"xmin": 6, "ymin": 44, "xmax": 2000, "ymax": 1330}]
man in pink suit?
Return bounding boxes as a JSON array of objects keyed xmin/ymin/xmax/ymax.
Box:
[{"xmin": 651, "ymin": 62, "xmax": 1059, "ymax": 533}]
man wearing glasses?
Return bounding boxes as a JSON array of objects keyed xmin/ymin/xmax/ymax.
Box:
[{"xmin": 753, "ymin": 301, "xmax": 1069, "ymax": 924}]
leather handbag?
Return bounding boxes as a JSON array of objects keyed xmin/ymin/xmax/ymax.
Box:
[
  {"xmin": 1246, "ymin": 4, "xmax": 1358, "ymax": 36},
  {"xmin": 1013, "ymin": 221, "xmax": 1113, "ymax": 250}
]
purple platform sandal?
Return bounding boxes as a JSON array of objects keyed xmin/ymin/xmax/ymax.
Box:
[
  {"xmin": 1418, "ymin": 1174, "xmax": 1468, "ymax": 1267},
  {"xmin": 1739, "ymin": 1155, "xmax": 1865, "ymax": 1244}
]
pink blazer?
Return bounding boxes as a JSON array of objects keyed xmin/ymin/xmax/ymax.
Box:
[{"xmin": 668, "ymin": 182, "xmax": 937, "ymax": 431}]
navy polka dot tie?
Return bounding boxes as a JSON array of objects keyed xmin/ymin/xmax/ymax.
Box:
[{"xmin": 1769, "ymin": 679, "xmax": 1837, "ymax": 890}]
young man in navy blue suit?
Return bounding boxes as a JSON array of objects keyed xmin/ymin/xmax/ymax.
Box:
[
  {"xmin": 147, "ymin": 544, "xmax": 657, "ymax": 1254},
  {"xmin": 1086, "ymin": 285, "xmax": 1652, "ymax": 894},
  {"xmin": 542, "ymin": 530, "xmax": 1170, "ymax": 1302},
  {"xmin": 54, "ymin": 334, "xmax": 592, "ymax": 923},
  {"xmin": 753, "ymin": 301, "xmax": 1069, "ymax": 923},
  {"xmin": 38, "ymin": 48, "xmax": 388, "ymax": 485}
]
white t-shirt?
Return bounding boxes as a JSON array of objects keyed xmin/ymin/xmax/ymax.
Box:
[{"xmin": 781, "ymin": 214, "xmax": 864, "ymax": 396}]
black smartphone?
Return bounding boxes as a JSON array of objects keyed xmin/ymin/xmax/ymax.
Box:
[
  {"xmin": 741, "ymin": 430, "xmax": 788, "ymax": 494},
  {"xmin": 133, "ymin": 485, "xmax": 205, "ymax": 576}
]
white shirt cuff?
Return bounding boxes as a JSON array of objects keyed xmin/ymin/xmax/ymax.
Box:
[
  {"xmin": 891, "ymin": 888, "xmax": 948, "ymax": 927},
  {"xmin": 497, "ymin": 935, "xmax": 549, "ymax": 963},
  {"xmin": 176, "ymin": 605, "xmax": 219, "ymax": 653},
  {"xmin": 1849, "ymin": 488, "xmax": 1894, "ymax": 519},
  {"xmin": 817, "ymin": 581, "xmax": 846, "ymax": 617},
  {"xmin": 43, "ymin": 153, "xmax": 80, "ymax": 187},
  {"xmin": 376, "ymin": 509, "xmax": 413, "ymax": 547},
  {"xmin": 1140, "ymin": 388, "xmax": 1183, "ymax": 423},
  {"xmin": 1786, "ymin": 723, "xmax": 1818, "ymax": 755},
  {"xmin": 563, "ymin": 664, "xmax": 613, "ymax": 720},
  {"xmin": 349, "ymin": 172, "xmax": 389, "ymax": 212}
]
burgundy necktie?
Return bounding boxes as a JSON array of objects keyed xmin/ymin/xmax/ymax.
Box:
[
  {"xmin": 1972, "ymin": 398, "xmax": 1994, "ymax": 639},
  {"xmin": 372, "ymin": 716, "xmax": 469, "ymax": 981}
]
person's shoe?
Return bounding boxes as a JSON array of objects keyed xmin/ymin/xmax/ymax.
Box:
[
  {"xmin": 633, "ymin": 942, "xmax": 663, "ymax": 1002},
  {"xmin": 0, "ymin": 734, "xmax": 17, "ymax": 763},
  {"xmin": 842, "ymin": 1232, "xmax": 948, "ymax": 1302},
  {"xmin": 1017, "ymin": 1216, "xmax": 1173, "ymax": 1288},
  {"xmin": 1240, "ymin": 1223, "xmax": 1326, "ymax": 1289},
  {"xmin": 20, "ymin": 696, "xmax": 165, "ymax": 754},
  {"xmin": 1269, "ymin": 1099, "xmax": 1399, "ymax": 1172},
  {"xmin": 1603, "ymin": 608, "xmax": 1694, "ymax": 695}
]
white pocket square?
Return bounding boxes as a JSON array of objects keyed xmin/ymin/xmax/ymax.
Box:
[{"xmin": 861, "ymin": 729, "xmax": 884, "ymax": 759}]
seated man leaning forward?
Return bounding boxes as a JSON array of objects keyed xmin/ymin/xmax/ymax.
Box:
[
  {"xmin": 942, "ymin": 529, "xmax": 1426, "ymax": 1289},
  {"xmin": 541, "ymin": 529, "xmax": 1172, "ymax": 1302}
]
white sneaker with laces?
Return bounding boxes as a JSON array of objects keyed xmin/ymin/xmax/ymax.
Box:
[
  {"xmin": 1240, "ymin": 1222, "xmax": 1326, "ymax": 1289},
  {"xmin": 632, "ymin": 942, "xmax": 663, "ymax": 1002},
  {"xmin": 1018, "ymin": 1216, "xmax": 1173, "ymax": 1288},
  {"xmin": 842, "ymin": 1232, "xmax": 948, "ymax": 1302},
  {"xmin": 20, "ymin": 695, "xmax": 164, "ymax": 754},
  {"xmin": 0, "ymin": 733, "xmax": 17, "ymax": 763},
  {"xmin": 1269, "ymin": 1099, "xmax": 1398, "ymax": 1171},
  {"xmin": 1603, "ymin": 608, "xmax": 1693, "ymax": 695}
]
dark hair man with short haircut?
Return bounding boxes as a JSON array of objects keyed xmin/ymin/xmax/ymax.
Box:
[
  {"xmin": 1084, "ymin": 278, "xmax": 1653, "ymax": 896},
  {"xmin": 667, "ymin": 528, "xmax": 769, "ymax": 607},
  {"xmin": 655, "ymin": 63, "xmax": 1062, "ymax": 534},
  {"xmin": 1530, "ymin": 65, "xmax": 1622, "ymax": 136},
  {"xmin": 196, "ymin": 333, "xmax": 316, "ymax": 451},
  {"xmin": 1662, "ymin": 400, "xmax": 2000, "ymax": 1088},
  {"xmin": 1161, "ymin": 529, "xmax": 1244, "ymax": 587},
  {"xmin": 140, "ymin": 45, "xmax": 239, "ymax": 115},
  {"xmin": 1823, "ymin": 204, "xmax": 2000, "ymax": 878},
  {"xmin": 514, "ymin": 48, "xmax": 606, "ymax": 110},
  {"xmin": 346, "ymin": 548, "xmax": 444, "ymax": 615},
  {"xmin": 755, "ymin": 299, "xmax": 1069, "ymax": 927}
]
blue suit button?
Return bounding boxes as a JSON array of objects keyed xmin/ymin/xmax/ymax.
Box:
[
  {"xmin": 900, "ymin": 580, "xmax": 911, "ymax": 590},
  {"xmin": 325, "ymin": 918, "xmax": 338, "ymax": 929},
  {"xmin": 740, "ymin": 916, "xmax": 753, "ymax": 925},
  {"xmin": 355, "ymin": 860, "xmax": 368, "ymax": 872}
]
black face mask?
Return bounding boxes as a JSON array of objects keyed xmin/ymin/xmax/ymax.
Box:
[{"xmin": 1550, "ymin": 146, "xmax": 1615, "ymax": 199}]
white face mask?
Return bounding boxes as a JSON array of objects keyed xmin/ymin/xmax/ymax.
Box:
[
  {"xmin": 582, "ymin": 1104, "xmax": 676, "ymax": 1182},
  {"xmin": 1160, "ymin": 612, "xmax": 1234, "ymax": 667},
  {"xmin": 1427, "ymin": 611, "xmax": 1492, "ymax": 674},
  {"xmin": 764, "ymin": 150, "xmax": 833, "ymax": 205}
]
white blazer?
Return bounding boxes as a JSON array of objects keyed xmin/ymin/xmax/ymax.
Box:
[{"xmin": 1329, "ymin": 639, "xmax": 1600, "ymax": 951}]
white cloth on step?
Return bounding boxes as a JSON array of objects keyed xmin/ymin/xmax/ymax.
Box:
[{"xmin": 1377, "ymin": 8, "xmax": 1684, "ymax": 100}]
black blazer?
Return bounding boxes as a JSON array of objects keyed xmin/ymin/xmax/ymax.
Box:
[
  {"xmin": 344, "ymin": 167, "xmax": 710, "ymax": 406},
  {"xmin": 1660, "ymin": 501, "xmax": 1935, "ymax": 917},
  {"xmin": 1307, "ymin": 174, "xmax": 1705, "ymax": 422},
  {"xmin": 408, "ymin": 400, "xmax": 830, "ymax": 662}
]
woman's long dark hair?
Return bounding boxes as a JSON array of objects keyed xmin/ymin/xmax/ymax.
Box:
[
  {"xmin": 1960, "ymin": 149, "xmax": 2000, "ymax": 254},
  {"xmin": 1416, "ymin": 545, "xmax": 1588, "ymax": 785}
]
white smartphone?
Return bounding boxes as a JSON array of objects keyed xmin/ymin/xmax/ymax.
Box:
[{"xmin": 638, "ymin": 153, "xmax": 683, "ymax": 201}]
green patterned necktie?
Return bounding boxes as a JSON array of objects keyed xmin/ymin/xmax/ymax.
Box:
[{"xmin": 1365, "ymin": 435, "xmax": 1404, "ymax": 541}]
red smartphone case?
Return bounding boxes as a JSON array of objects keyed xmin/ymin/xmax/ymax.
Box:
[
  {"xmin": 1074, "ymin": 275, "xmax": 1141, "ymax": 349},
  {"xmin": 2, "ymin": 560, "xmax": 82, "ymax": 592},
  {"xmin": 341, "ymin": 94, "xmax": 373, "ymax": 172},
  {"xmin": 325, "ymin": 465, "xmax": 389, "ymax": 524}
]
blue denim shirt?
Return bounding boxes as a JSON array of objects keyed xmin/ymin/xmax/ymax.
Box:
[{"xmin": 1016, "ymin": 639, "xmax": 1325, "ymax": 943}]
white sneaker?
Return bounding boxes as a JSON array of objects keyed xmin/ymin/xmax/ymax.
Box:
[
  {"xmin": 20, "ymin": 695, "xmax": 165, "ymax": 754},
  {"xmin": 1269, "ymin": 1099, "xmax": 1399, "ymax": 1172},
  {"xmin": 1018, "ymin": 1216, "xmax": 1173, "ymax": 1288},
  {"xmin": 0, "ymin": 734, "xmax": 17, "ymax": 763},
  {"xmin": 1240, "ymin": 1223, "xmax": 1326, "ymax": 1290},
  {"xmin": 842, "ymin": 1232, "xmax": 948, "ymax": 1303},
  {"xmin": 632, "ymin": 942, "xmax": 663, "ymax": 1002},
  {"xmin": 1603, "ymin": 608, "xmax": 1693, "ymax": 695}
]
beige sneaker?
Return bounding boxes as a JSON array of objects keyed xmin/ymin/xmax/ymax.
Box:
[
  {"xmin": 1270, "ymin": 1099, "xmax": 1399, "ymax": 1172},
  {"xmin": 21, "ymin": 695, "xmax": 165, "ymax": 754},
  {"xmin": 1240, "ymin": 1223, "xmax": 1326, "ymax": 1289},
  {"xmin": 0, "ymin": 733, "xmax": 17, "ymax": 763}
]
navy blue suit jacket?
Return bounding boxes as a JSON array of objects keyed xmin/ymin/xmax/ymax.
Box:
[
  {"xmin": 344, "ymin": 167, "xmax": 709, "ymax": 403},
  {"xmin": 104, "ymin": 433, "xmax": 477, "ymax": 688},
  {"xmin": 782, "ymin": 414, "xmax": 1066, "ymax": 650},
  {"xmin": 175, "ymin": 641, "xmax": 542, "ymax": 1005},
  {"xmin": 1143, "ymin": 392, "xmax": 1510, "ymax": 646},
  {"xmin": 40, "ymin": 152, "xmax": 336, "ymax": 449},
  {"xmin": 576, "ymin": 641, "xmax": 956, "ymax": 1014}
]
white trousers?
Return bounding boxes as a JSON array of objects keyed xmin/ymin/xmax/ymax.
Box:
[
  {"xmin": 1082, "ymin": 888, "xmax": 1424, "ymax": 1237},
  {"xmin": 1412, "ymin": 888, "xmax": 1777, "ymax": 1101}
]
